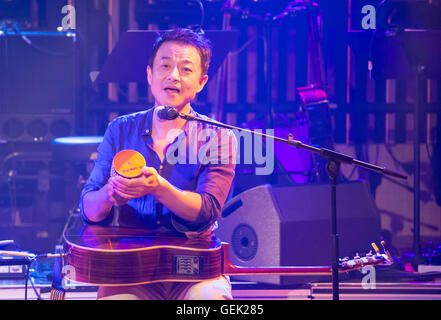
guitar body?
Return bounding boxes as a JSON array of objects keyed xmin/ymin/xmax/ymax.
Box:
[{"xmin": 64, "ymin": 226, "xmax": 223, "ymax": 286}]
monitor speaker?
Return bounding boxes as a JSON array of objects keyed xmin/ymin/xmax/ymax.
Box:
[
  {"xmin": 0, "ymin": 32, "xmax": 77, "ymax": 142},
  {"xmin": 216, "ymin": 181, "xmax": 381, "ymax": 285}
]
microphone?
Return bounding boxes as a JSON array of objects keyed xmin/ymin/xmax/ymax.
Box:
[{"xmin": 157, "ymin": 106, "xmax": 179, "ymax": 120}]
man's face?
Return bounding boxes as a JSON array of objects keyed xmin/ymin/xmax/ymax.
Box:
[{"xmin": 147, "ymin": 41, "xmax": 208, "ymax": 112}]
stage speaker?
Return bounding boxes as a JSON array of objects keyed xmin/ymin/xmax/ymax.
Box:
[
  {"xmin": 0, "ymin": 32, "xmax": 77, "ymax": 143},
  {"xmin": 216, "ymin": 180, "xmax": 381, "ymax": 285},
  {"xmin": 0, "ymin": 114, "xmax": 73, "ymax": 142}
]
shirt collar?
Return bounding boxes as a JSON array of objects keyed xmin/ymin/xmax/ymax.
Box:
[{"xmin": 141, "ymin": 107, "xmax": 154, "ymax": 137}]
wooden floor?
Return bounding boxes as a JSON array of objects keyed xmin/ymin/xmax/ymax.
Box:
[{"xmin": 1, "ymin": 279, "xmax": 441, "ymax": 300}]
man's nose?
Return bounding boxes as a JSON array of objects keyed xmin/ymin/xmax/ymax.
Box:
[{"xmin": 167, "ymin": 67, "xmax": 180, "ymax": 81}]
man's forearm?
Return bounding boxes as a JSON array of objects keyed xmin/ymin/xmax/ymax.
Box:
[
  {"xmin": 153, "ymin": 179, "xmax": 202, "ymax": 223},
  {"xmin": 82, "ymin": 185, "xmax": 114, "ymax": 223}
]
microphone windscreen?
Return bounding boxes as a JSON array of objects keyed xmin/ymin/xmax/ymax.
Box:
[{"xmin": 157, "ymin": 106, "xmax": 179, "ymax": 120}]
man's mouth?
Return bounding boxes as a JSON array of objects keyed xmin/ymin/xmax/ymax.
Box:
[{"xmin": 164, "ymin": 87, "xmax": 180, "ymax": 93}]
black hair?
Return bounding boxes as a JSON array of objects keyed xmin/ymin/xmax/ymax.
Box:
[{"xmin": 149, "ymin": 28, "xmax": 212, "ymax": 76}]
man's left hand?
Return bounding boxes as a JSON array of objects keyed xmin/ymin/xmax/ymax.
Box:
[{"xmin": 108, "ymin": 166, "xmax": 166, "ymax": 199}]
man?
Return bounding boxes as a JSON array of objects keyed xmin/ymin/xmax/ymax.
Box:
[{"xmin": 80, "ymin": 28, "xmax": 237, "ymax": 300}]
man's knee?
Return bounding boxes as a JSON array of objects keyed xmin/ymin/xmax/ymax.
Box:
[{"xmin": 184, "ymin": 278, "xmax": 233, "ymax": 300}]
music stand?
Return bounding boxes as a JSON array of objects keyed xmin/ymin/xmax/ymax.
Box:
[
  {"xmin": 94, "ymin": 30, "xmax": 239, "ymax": 83},
  {"xmin": 371, "ymin": 29, "xmax": 441, "ymax": 267}
]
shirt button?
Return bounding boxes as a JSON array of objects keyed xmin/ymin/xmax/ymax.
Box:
[{"xmin": 145, "ymin": 129, "xmax": 150, "ymax": 134}]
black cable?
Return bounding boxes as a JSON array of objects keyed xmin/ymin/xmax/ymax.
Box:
[
  {"xmin": 191, "ymin": 0, "xmax": 205, "ymax": 34},
  {"xmin": 196, "ymin": 0, "xmax": 204, "ymax": 30},
  {"xmin": 1, "ymin": 22, "xmax": 12, "ymax": 121},
  {"xmin": 24, "ymin": 257, "xmax": 36, "ymax": 300},
  {"xmin": 24, "ymin": 255, "xmax": 49, "ymax": 300},
  {"xmin": 7, "ymin": 157, "xmax": 18, "ymax": 225},
  {"xmin": 28, "ymin": 266, "xmax": 42, "ymax": 300},
  {"xmin": 12, "ymin": 24, "xmax": 74, "ymax": 57}
]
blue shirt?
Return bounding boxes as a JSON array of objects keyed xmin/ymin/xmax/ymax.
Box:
[{"xmin": 79, "ymin": 106, "xmax": 237, "ymax": 234}]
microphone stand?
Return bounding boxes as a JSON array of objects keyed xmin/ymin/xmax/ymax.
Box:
[{"xmin": 178, "ymin": 111, "xmax": 407, "ymax": 300}]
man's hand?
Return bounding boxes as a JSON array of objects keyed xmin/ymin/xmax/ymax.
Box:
[
  {"xmin": 82, "ymin": 182, "xmax": 131, "ymax": 223},
  {"xmin": 108, "ymin": 166, "xmax": 166, "ymax": 200},
  {"xmin": 103, "ymin": 183, "xmax": 130, "ymax": 207},
  {"xmin": 109, "ymin": 166, "xmax": 202, "ymax": 224}
]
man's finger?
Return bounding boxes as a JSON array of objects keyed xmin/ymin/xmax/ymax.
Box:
[
  {"xmin": 110, "ymin": 175, "xmax": 133, "ymax": 187},
  {"xmin": 112, "ymin": 187, "xmax": 133, "ymax": 200},
  {"xmin": 143, "ymin": 175, "xmax": 157, "ymax": 187},
  {"xmin": 142, "ymin": 166, "xmax": 158, "ymax": 177}
]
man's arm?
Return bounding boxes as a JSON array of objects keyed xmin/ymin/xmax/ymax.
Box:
[
  {"xmin": 153, "ymin": 179, "xmax": 202, "ymax": 223},
  {"xmin": 82, "ymin": 183, "xmax": 129, "ymax": 223},
  {"xmin": 108, "ymin": 167, "xmax": 202, "ymax": 223},
  {"xmin": 107, "ymin": 127, "xmax": 237, "ymax": 230}
]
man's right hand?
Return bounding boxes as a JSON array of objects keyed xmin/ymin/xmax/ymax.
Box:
[
  {"xmin": 82, "ymin": 183, "xmax": 130, "ymax": 223},
  {"xmin": 104, "ymin": 183, "xmax": 130, "ymax": 207}
]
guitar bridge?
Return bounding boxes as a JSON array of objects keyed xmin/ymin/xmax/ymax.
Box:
[{"xmin": 174, "ymin": 255, "xmax": 200, "ymax": 275}]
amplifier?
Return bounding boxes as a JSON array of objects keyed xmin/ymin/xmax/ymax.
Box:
[
  {"xmin": 0, "ymin": 255, "xmax": 29, "ymax": 279},
  {"xmin": 0, "ymin": 31, "xmax": 78, "ymax": 143}
]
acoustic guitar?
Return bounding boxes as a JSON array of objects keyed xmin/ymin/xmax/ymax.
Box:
[{"xmin": 63, "ymin": 225, "xmax": 393, "ymax": 286}]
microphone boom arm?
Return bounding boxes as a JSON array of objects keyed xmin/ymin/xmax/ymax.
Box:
[{"xmin": 179, "ymin": 112, "xmax": 407, "ymax": 180}]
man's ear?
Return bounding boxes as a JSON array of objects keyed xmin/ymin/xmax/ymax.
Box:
[
  {"xmin": 197, "ymin": 74, "xmax": 209, "ymax": 93},
  {"xmin": 147, "ymin": 65, "xmax": 152, "ymax": 85}
]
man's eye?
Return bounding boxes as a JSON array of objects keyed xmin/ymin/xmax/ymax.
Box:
[{"xmin": 183, "ymin": 67, "xmax": 192, "ymax": 73}]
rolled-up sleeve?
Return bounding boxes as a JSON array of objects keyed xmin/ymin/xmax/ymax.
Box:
[
  {"xmin": 78, "ymin": 120, "xmax": 117, "ymax": 224},
  {"xmin": 171, "ymin": 128, "xmax": 237, "ymax": 233}
]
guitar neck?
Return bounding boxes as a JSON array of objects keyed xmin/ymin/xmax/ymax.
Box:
[
  {"xmin": 224, "ymin": 265, "xmax": 333, "ymax": 276},
  {"xmin": 221, "ymin": 243, "xmax": 333, "ymax": 276},
  {"xmin": 221, "ymin": 243, "xmax": 390, "ymax": 277}
]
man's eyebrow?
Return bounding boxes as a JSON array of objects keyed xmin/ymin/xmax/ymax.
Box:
[
  {"xmin": 181, "ymin": 59, "xmax": 196, "ymax": 65},
  {"xmin": 158, "ymin": 56, "xmax": 195, "ymax": 64}
]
